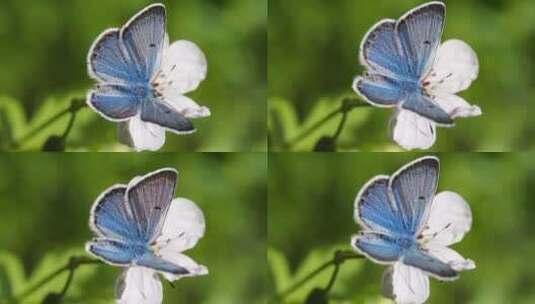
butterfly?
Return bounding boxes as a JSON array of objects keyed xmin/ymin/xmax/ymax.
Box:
[
  {"xmin": 352, "ymin": 156, "xmax": 474, "ymax": 303},
  {"xmin": 87, "ymin": 168, "xmax": 189, "ymax": 275},
  {"xmin": 353, "ymin": 2, "xmax": 480, "ymax": 150},
  {"xmin": 87, "ymin": 4, "xmax": 208, "ymax": 138}
]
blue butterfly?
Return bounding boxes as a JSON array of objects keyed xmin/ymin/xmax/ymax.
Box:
[
  {"xmin": 352, "ymin": 156, "xmax": 460, "ymax": 280},
  {"xmin": 87, "ymin": 4, "xmax": 195, "ymax": 134},
  {"xmin": 353, "ymin": 1, "xmax": 454, "ymax": 126},
  {"xmin": 86, "ymin": 168, "xmax": 189, "ymax": 275}
]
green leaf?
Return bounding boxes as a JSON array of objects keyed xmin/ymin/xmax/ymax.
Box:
[
  {"xmin": 0, "ymin": 96, "xmax": 27, "ymax": 150},
  {"xmin": 0, "ymin": 251, "xmax": 26, "ymax": 298},
  {"xmin": 22, "ymin": 248, "xmax": 99, "ymax": 303},
  {"xmin": 268, "ymin": 247, "xmax": 292, "ymax": 294}
]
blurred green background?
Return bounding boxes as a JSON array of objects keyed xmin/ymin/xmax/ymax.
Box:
[
  {"xmin": 0, "ymin": 153, "xmax": 267, "ymax": 303},
  {"xmin": 269, "ymin": 153, "xmax": 535, "ymax": 303},
  {"xmin": 268, "ymin": 0, "xmax": 535, "ymax": 151},
  {"xmin": 0, "ymin": 0, "xmax": 267, "ymax": 151}
]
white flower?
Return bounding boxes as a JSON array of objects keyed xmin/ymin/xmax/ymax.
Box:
[
  {"xmin": 353, "ymin": 2, "xmax": 481, "ymax": 151},
  {"xmin": 87, "ymin": 4, "xmax": 210, "ymax": 152},
  {"xmin": 117, "ymin": 40, "xmax": 210, "ymax": 151},
  {"xmin": 380, "ymin": 191, "xmax": 475, "ymax": 304},
  {"xmin": 389, "ymin": 39, "xmax": 481, "ymax": 150},
  {"xmin": 115, "ymin": 198, "xmax": 208, "ymax": 304}
]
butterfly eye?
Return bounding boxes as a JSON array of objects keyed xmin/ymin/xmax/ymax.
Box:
[
  {"xmin": 424, "ymin": 40, "xmax": 431, "ymax": 45},
  {"xmin": 150, "ymin": 43, "xmax": 156, "ymax": 47},
  {"xmin": 154, "ymin": 206, "xmax": 162, "ymax": 211}
]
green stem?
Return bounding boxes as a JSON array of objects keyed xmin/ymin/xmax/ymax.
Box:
[
  {"xmin": 15, "ymin": 256, "xmax": 101, "ymax": 302},
  {"xmin": 276, "ymin": 250, "xmax": 363, "ymax": 301},
  {"xmin": 12, "ymin": 97, "xmax": 86, "ymax": 149},
  {"xmin": 287, "ymin": 98, "xmax": 370, "ymax": 149}
]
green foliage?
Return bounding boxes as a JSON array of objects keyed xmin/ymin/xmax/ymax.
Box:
[
  {"xmin": 0, "ymin": 0, "xmax": 267, "ymax": 151},
  {"xmin": 269, "ymin": 0, "xmax": 535, "ymax": 151},
  {"xmin": 0, "ymin": 153, "xmax": 267, "ymax": 303},
  {"xmin": 269, "ymin": 153, "xmax": 535, "ymax": 303}
]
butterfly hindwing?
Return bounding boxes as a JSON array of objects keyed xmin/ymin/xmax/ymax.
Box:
[
  {"xmin": 401, "ymin": 93, "xmax": 453, "ymax": 125},
  {"xmin": 355, "ymin": 74, "xmax": 407, "ymax": 107},
  {"xmin": 126, "ymin": 169, "xmax": 178, "ymax": 243},
  {"xmin": 389, "ymin": 157, "xmax": 439, "ymax": 235},
  {"xmin": 88, "ymin": 84, "xmax": 142, "ymax": 121},
  {"xmin": 403, "ymin": 247, "xmax": 458, "ymax": 279},
  {"xmin": 353, "ymin": 232, "xmax": 404, "ymax": 263},
  {"xmin": 137, "ymin": 253, "xmax": 190, "ymax": 276},
  {"xmin": 121, "ymin": 4, "xmax": 166, "ymax": 82},
  {"xmin": 140, "ymin": 99, "xmax": 195, "ymax": 134},
  {"xmin": 396, "ymin": 2, "xmax": 445, "ymax": 78},
  {"xmin": 86, "ymin": 238, "xmax": 137, "ymax": 266}
]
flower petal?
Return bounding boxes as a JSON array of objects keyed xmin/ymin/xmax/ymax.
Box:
[
  {"xmin": 432, "ymin": 92, "xmax": 481, "ymax": 119},
  {"xmin": 162, "ymin": 93, "xmax": 210, "ymax": 119},
  {"xmin": 426, "ymin": 245, "xmax": 475, "ymax": 272},
  {"xmin": 390, "ymin": 110, "xmax": 436, "ymax": 150},
  {"xmin": 158, "ymin": 40, "xmax": 207, "ymax": 95},
  {"xmin": 118, "ymin": 116, "xmax": 166, "ymax": 152},
  {"xmin": 116, "ymin": 267, "xmax": 163, "ymax": 304},
  {"xmin": 421, "ymin": 191, "xmax": 472, "ymax": 246},
  {"xmin": 157, "ymin": 198, "xmax": 206, "ymax": 253},
  {"xmin": 426, "ymin": 39, "xmax": 479, "ymax": 94},
  {"xmin": 381, "ymin": 262, "xmax": 429, "ymax": 304},
  {"xmin": 158, "ymin": 251, "xmax": 208, "ymax": 281}
]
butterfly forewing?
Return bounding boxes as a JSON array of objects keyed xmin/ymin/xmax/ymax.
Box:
[
  {"xmin": 88, "ymin": 29, "xmax": 141, "ymax": 84},
  {"xmin": 357, "ymin": 177, "xmax": 405, "ymax": 235},
  {"xmin": 389, "ymin": 157, "xmax": 439, "ymax": 236},
  {"xmin": 126, "ymin": 169, "xmax": 177, "ymax": 244},
  {"xmin": 121, "ymin": 4, "xmax": 166, "ymax": 82},
  {"xmin": 396, "ymin": 2, "xmax": 445, "ymax": 78},
  {"xmin": 91, "ymin": 186, "xmax": 141, "ymax": 242},
  {"xmin": 361, "ymin": 20, "xmax": 409, "ymax": 79}
]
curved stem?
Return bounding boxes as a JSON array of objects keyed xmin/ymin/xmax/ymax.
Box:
[
  {"xmin": 15, "ymin": 256, "xmax": 101, "ymax": 302},
  {"xmin": 12, "ymin": 97, "xmax": 86, "ymax": 149},
  {"xmin": 286, "ymin": 98, "xmax": 370, "ymax": 149},
  {"xmin": 276, "ymin": 250, "xmax": 363, "ymax": 301}
]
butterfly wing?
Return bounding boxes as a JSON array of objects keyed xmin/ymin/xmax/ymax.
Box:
[
  {"xmin": 140, "ymin": 99, "xmax": 195, "ymax": 134},
  {"xmin": 86, "ymin": 238, "xmax": 138, "ymax": 266},
  {"xmin": 90, "ymin": 185, "xmax": 142, "ymax": 241},
  {"xmin": 389, "ymin": 157, "xmax": 439, "ymax": 236},
  {"xmin": 87, "ymin": 84, "xmax": 143, "ymax": 121},
  {"xmin": 403, "ymin": 247, "xmax": 458, "ymax": 280},
  {"xmin": 401, "ymin": 92, "xmax": 453, "ymax": 125},
  {"xmin": 355, "ymin": 176, "xmax": 405, "ymax": 235},
  {"xmin": 396, "ymin": 2, "xmax": 445, "ymax": 78},
  {"xmin": 354, "ymin": 74, "xmax": 407, "ymax": 107},
  {"xmin": 125, "ymin": 168, "xmax": 178, "ymax": 244},
  {"xmin": 352, "ymin": 232, "xmax": 404, "ymax": 264},
  {"xmin": 137, "ymin": 253, "xmax": 190, "ymax": 276},
  {"xmin": 360, "ymin": 20, "xmax": 410, "ymax": 79},
  {"xmin": 120, "ymin": 4, "xmax": 166, "ymax": 82},
  {"xmin": 87, "ymin": 29, "xmax": 141, "ymax": 84}
]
